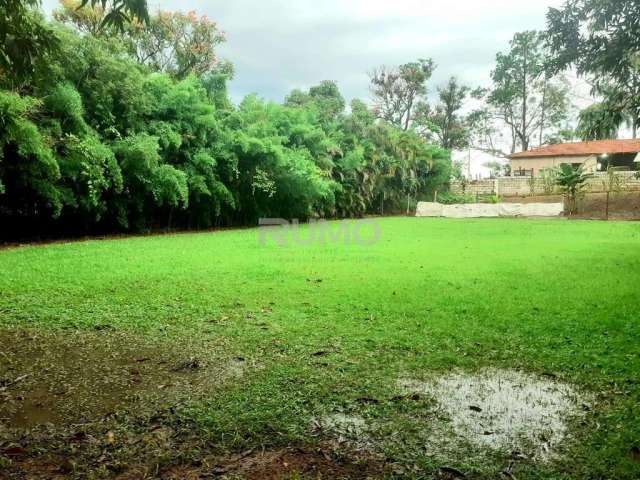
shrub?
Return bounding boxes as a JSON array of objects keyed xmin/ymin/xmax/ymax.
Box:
[
  {"xmin": 555, "ymin": 164, "xmax": 592, "ymax": 215},
  {"xmin": 540, "ymin": 167, "xmax": 559, "ymax": 195},
  {"xmin": 437, "ymin": 192, "xmax": 476, "ymax": 204}
]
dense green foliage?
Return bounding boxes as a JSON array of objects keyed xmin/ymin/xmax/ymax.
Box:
[
  {"xmin": 0, "ymin": 7, "xmax": 451, "ymax": 239},
  {"xmin": 1, "ymin": 218, "xmax": 639, "ymax": 478},
  {"xmin": 576, "ymin": 102, "xmax": 627, "ymax": 141},
  {"xmin": 556, "ymin": 163, "xmax": 592, "ymax": 214},
  {"xmin": 0, "ymin": 0, "xmax": 149, "ymax": 88},
  {"xmin": 547, "ymin": 0, "xmax": 640, "ymax": 138},
  {"xmin": 0, "ymin": 0, "xmax": 60, "ymax": 87}
]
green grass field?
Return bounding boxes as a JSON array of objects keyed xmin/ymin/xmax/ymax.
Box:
[{"xmin": 1, "ymin": 218, "xmax": 639, "ymax": 479}]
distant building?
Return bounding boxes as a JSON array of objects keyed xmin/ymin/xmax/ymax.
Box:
[{"xmin": 508, "ymin": 139, "xmax": 640, "ymax": 177}]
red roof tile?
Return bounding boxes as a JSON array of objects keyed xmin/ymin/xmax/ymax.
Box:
[{"xmin": 509, "ymin": 139, "xmax": 640, "ymax": 159}]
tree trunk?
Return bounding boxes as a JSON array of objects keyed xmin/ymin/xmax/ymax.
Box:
[
  {"xmin": 510, "ymin": 126, "xmax": 517, "ymax": 155},
  {"xmin": 539, "ymin": 79, "xmax": 547, "ymax": 147},
  {"xmin": 521, "ymin": 42, "xmax": 528, "ymax": 152},
  {"xmin": 404, "ymin": 97, "xmax": 414, "ymax": 131}
]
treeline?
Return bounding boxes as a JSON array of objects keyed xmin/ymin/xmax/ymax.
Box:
[{"xmin": 0, "ymin": 2, "xmax": 451, "ymax": 240}]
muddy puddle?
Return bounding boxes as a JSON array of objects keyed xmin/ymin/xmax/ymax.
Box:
[
  {"xmin": 0, "ymin": 328, "xmax": 243, "ymax": 429},
  {"xmin": 399, "ymin": 369, "xmax": 586, "ymax": 459}
]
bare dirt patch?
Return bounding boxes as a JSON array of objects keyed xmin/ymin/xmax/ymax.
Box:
[
  {"xmin": 0, "ymin": 327, "xmax": 258, "ymax": 478},
  {"xmin": 311, "ymin": 412, "xmax": 378, "ymax": 454},
  {"xmin": 3, "ymin": 445, "xmax": 386, "ymax": 480},
  {"xmin": 399, "ymin": 369, "xmax": 586, "ymax": 460},
  {"xmin": 4, "ymin": 445, "xmax": 387, "ymax": 480},
  {"xmin": 206, "ymin": 445, "xmax": 386, "ymax": 480},
  {"xmin": 503, "ymin": 191, "xmax": 640, "ymax": 219},
  {"xmin": 0, "ymin": 328, "xmax": 241, "ymax": 429},
  {"xmin": 0, "ymin": 329, "xmax": 385, "ymax": 479}
]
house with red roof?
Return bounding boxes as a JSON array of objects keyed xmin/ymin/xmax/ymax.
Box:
[{"xmin": 508, "ymin": 139, "xmax": 640, "ymax": 177}]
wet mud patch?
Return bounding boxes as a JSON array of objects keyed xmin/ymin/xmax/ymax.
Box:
[
  {"xmin": 311, "ymin": 412, "xmax": 378, "ymax": 454},
  {"xmin": 205, "ymin": 444, "xmax": 386, "ymax": 480},
  {"xmin": 0, "ymin": 327, "xmax": 258, "ymax": 478},
  {"xmin": 398, "ymin": 369, "xmax": 586, "ymax": 460},
  {"xmin": 1, "ymin": 444, "xmax": 387, "ymax": 479},
  {"xmin": 0, "ymin": 328, "xmax": 245, "ymax": 429}
]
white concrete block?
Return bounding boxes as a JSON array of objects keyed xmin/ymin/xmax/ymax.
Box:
[{"xmin": 416, "ymin": 202, "xmax": 444, "ymax": 217}]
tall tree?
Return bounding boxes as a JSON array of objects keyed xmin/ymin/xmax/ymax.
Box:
[
  {"xmin": 576, "ymin": 102, "xmax": 626, "ymax": 141},
  {"xmin": 1, "ymin": 0, "xmax": 149, "ymax": 87},
  {"xmin": 413, "ymin": 76, "xmax": 470, "ymax": 150},
  {"xmin": 54, "ymin": 0, "xmax": 107, "ymax": 35},
  {"xmin": 56, "ymin": 2, "xmax": 228, "ymax": 81},
  {"xmin": 0, "ymin": 0, "xmax": 59, "ymax": 86},
  {"xmin": 369, "ymin": 58, "xmax": 435, "ymax": 131},
  {"xmin": 79, "ymin": 0, "xmax": 149, "ymax": 31},
  {"xmin": 547, "ymin": 0, "xmax": 640, "ymax": 138},
  {"xmin": 471, "ymin": 31, "xmax": 570, "ymax": 156},
  {"xmin": 308, "ymin": 80, "xmax": 346, "ymax": 126},
  {"xmin": 286, "ymin": 80, "xmax": 346, "ymax": 129},
  {"xmin": 125, "ymin": 10, "xmax": 227, "ymax": 79}
]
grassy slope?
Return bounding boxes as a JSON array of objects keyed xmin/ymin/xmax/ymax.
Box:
[{"xmin": 1, "ymin": 218, "xmax": 639, "ymax": 478}]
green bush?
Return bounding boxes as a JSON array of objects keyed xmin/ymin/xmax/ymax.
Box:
[
  {"xmin": 0, "ymin": 10, "xmax": 454, "ymax": 239},
  {"xmin": 436, "ymin": 192, "xmax": 476, "ymax": 204}
]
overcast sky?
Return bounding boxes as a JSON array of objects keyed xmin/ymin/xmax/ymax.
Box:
[{"xmin": 43, "ymin": 0, "xmax": 566, "ymax": 105}]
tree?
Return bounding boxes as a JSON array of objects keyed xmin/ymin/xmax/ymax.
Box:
[
  {"xmin": 332, "ymin": 99, "xmax": 377, "ymax": 217},
  {"xmin": 369, "ymin": 58, "xmax": 435, "ymax": 131},
  {"xmin": 285, "ymin": 80, "xmax": 346, "ymax": 128},
  {"xmin": 1, "ymin": 0, "xmax": 149, "ymax": 87},
  {"xmin": 414, "ymin": 76, "xmax": 470, "ymax": 150},
  {"xmin": 547, "ymin": 0, "xmax": 640, "ymax": 138},
  {"xmin": 576, "ymin": 103, "xmax": 626, "ymax": 141},
  {"xmin": 0, "ymin": 1, "xmax": 59, "ymax": 86},
  {"xmin": 79, "ymin": 0, "xmax": 149, "ymax": 31},
  {"xmin": 599, "ymin": 83, "xmax": 640, "ymax": 139},
  {"xmin": 308, "ymin": 80, "xmax": 346, "ymax": 126},
  {"xmin": 555, "ymin": 163, "xmax": 592, "ymax": 215},
  {"xmin": 471, "ymin": 31, "xmax": 571, "ymax": 156},
  {"xmin": 56, "ymin": 3, "xmax": 228, "ymax": 81},
  {"xmin": 223, "ymin": 95, "xmax": 338, "ymax": 223},
  {"xmin": 124, "ymin": 10, "xmax": 227, "ymax": 79},
  {"xmin": 600, "ymin": 166, "xmax": 624, "ymax": 220},
  {"xmin": 0, "ymin": 90, "xmax": 62, "ymax": 219},
  {"xmin": 54, "ymin": 0, "xmax": 107, "ymax": 35}
]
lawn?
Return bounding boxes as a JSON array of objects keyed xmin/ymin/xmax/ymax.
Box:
[{"xmin": 1, "ymin": 218, "xmax": 639, "ymax": 479}]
